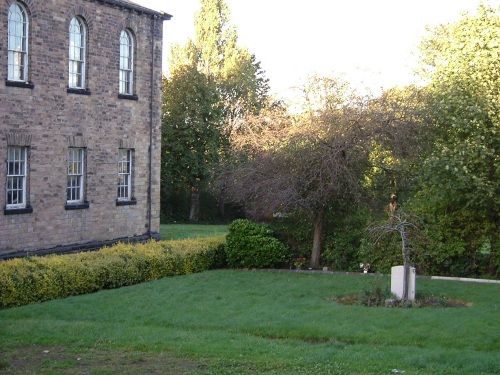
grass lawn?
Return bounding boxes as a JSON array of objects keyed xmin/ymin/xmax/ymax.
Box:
[
  {"xmin": 160, "ymin": 224, "xmax": 228, "ymax": 240},
  {"xmin": 0, "ymin": 270, "xmax": 499, "ymax": 374}
]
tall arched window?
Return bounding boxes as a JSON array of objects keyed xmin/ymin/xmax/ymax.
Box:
[
  {"xmin": 119, "ymin": 29, "xmax": 134, "ymax": 95},
  {"xmin": 69, "ymin": 17, "xmax": 86, "ymax": 88},
  {"xmin": 8, "ymin": 2, "xmax": 29, "ymax": 81}
]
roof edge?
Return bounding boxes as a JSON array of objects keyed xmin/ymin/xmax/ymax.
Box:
[{"xmin": 101, "ymin": 0, "xmax": 172, "ymax": 20}]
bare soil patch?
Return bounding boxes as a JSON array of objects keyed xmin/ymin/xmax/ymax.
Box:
[
  {"xmin": 327, "ymin": 294, "xmax": 473, "ymax": 308},
  {"xmin": 0, "ymin": 345, "xmax": 202, "ymax": 375}
]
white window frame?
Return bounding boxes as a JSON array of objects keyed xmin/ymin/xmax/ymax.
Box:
[
  {"xmin": 68, "ymin": 17, "xmax": 86, "ymax": 89},
  {"xmin": 6, "ymin": 146, "xmax": 27, "ymax": 209},
  {"xmin": 67, "ymin": 148, "xmax": 84, "ymax": 203},
  {"xmin": 117, "ymin": 149, "xmax": 132, "ymax": 200},
  {"xmin": 119, "ymin": 30, "xmax": 134, "ymax": 95},
  {"xmin": 8, "ymin": 2, "xmax": 29, "ymax": 82}
]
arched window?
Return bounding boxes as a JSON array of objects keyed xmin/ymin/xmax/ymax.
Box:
[
  {"xmin": 69, "ymin": 17, "xmax": 86, "ymax": 88},
  {"xmin": 8, "ymin": 2, "xmax": 29, "ymax": 81},
  {"xmin": 119, "ymin": 29, "xmax": 134, "ymax": 95}
]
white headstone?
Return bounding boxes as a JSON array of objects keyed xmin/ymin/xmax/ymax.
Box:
[{"xmin": 391, "ymin": 266, "xmax": 416, "ymax": 301}]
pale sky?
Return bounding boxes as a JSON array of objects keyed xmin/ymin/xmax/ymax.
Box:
[{"xmin": 134, "ymin": 0, "xmax": 498, "ymax": 98}]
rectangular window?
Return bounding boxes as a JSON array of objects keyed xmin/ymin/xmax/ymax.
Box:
[
  {"xmin": 67, "ymin": 148, "xmax": 84, "ymax": 203},
  {"xmin": 6, "ymin": 146, "xmax": 27, "ymax": 208},
  {"xmin": 117, "ymin": 149, "xmax": 132, "ymax": 200},
  {"xmin": 119, "ymin": 66, "xmax": 132, "ymax": 95}
]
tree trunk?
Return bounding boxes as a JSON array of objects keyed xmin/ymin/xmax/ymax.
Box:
[
  {"xmin": 401, "ymin": 230, "xmax": 408, "ymax": 301},
  {"xmin": 218, "ymin": 182, "xmax": 227, "ymax": 220},
  {"xmin": 189, "ymin": 185, "xmax": 200, "ymax": 222},
  {"xmin": 402, "ymin": 265, "xmax": 409, "ymax": 301},
  {"xmin": 310, "ymin": 207, "xmax": 326, "ymax": 269}
]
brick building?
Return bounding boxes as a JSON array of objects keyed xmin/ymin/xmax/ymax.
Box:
[{"xmin": 0, "ymin": 0, "xmax": 171, "ymax": 257}]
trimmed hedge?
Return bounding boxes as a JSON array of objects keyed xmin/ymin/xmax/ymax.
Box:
[{"xmin": 0, "ymin": 237, "xmax": 226, "ymax": 309}]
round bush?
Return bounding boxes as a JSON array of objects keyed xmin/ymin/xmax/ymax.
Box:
[{"xmin": 226, "ymin": 219, "xmax": 290, "ymax": 268}]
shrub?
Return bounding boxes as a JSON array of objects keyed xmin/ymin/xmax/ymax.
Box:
[
  {"xmin": 322, "ymin": 206, "xmax": 371, "ymax": 271},
  {"xmin": 226, "ymin": 219, "xmax": 290, "ymax": 268},
  {"xmin": 270, "ymin": 206, "xmax": 373, "ymax": 271},
  {"xmin": 358, "ymin": 285, "xmax": 395, "ymax": 307},
  {"xmin": 0, "ymin": 236, "xmax": 225, "ymax": 309},
  {"xmin": 269, "ymin": 211, "xmax": 312, "ymax": 260}
]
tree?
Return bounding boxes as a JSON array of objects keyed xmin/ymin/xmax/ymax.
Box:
[
  {"xmin": 226, "ymin": 75, "xmax": 373, "ymax": 268},
  {"xmin": 170, "ymin": 0, "xmax": 269, "ymax": 131},
  {"xmin": 367, "ymin": 195, "xmax": 421, "ymax": 300},
  {"xmin": 416, "ymin": 4, "xmax": 500, "ymax": 276},
  {"xmin": 161, "ymin": 65, "xmax": 222, "ymax": 222},
  {"xmin": 364, "ymin": 85, "xmax": 430, "ymax": 205},
  {"xmin": 163, "ymin": 0, "xmax": 269, "ymax": 221}
]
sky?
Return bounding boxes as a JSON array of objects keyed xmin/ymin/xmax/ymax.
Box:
[{"xmin": 134, "ymin": 0, "xmax": 499, "ymax": 99}]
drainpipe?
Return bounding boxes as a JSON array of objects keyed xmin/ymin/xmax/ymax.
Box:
[{"xmin": 148, "ymin": 15, "xmax": 156, "ymax": 238}]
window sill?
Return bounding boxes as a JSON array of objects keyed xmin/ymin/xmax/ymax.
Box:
[
  {"xmin": 116, "ymin": 198, "xmax": 137, "ymax": 206},
  {"xmin": 67, "ymin": 87, "xmax": 91, "ymax": 95},
  {"xmin": 65, "ymin": 201, "xmax": 90, "ymax": 210},
  {"xmin": 118, "ymin": 94, "xmax": 139, "ymax": 101},
  {"xmin": 6, "ymin": 80, "xmax": 35, "ymax": 89},
  {"xmin": 4, "ymin": 205, "xmax": 33, "ymax": 215}
]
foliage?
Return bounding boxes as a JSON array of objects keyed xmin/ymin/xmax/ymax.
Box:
[
  {"xmin": 191, "ymin": 0, "xmax": 269, "ymax": 117},
  {"xmin": 225, "ymin": 219, "xmax": 291, "ymax": 268},
  {"xmin": 270, "ymin": 206, "xmax": 371, "ymax": 272},
  {"xmin": 160, "ymin": 185, "xmax": 243, "ymax": 224},
  {"xmin": 415, "ymin": 4, "xmax": 500, "ymax": 277},
  {"xmin": 358, "ymin": 235, "xmax": 404, "ymax": 275},
  {"xmin": 358, "ymin": 284, "xmax": 395, "ymax": 307},
  {"xmin": 294, "ymin": 257, "xmax": 306, "ymax": 267},
  {"xmin": 367, "ymin": 208, "xmax": 421, "ymax": 267},
  {"xmin": 160, "ymin": 188, "xmax": 191, "ymax": 223},
  {"xmin": 163, "ymin": 0, "xmax": 269, "ymax": 223},
  {"xmin": 158, "ymin": 2, "xmax": 500, "ymax": 278},
  {"xmin": 161, "ymin": 65, "xmax": 223, "ymax": 221},
  {"xmin": 226, "ymin": 75, "xmax": 374, "ymax": 268},
  {"xmin": 269, "ymin": 210, "xmax": 314, "ymax": 259},
  {"xmin": 0, "ymin": 237, "xmax": 226, "ymax": 309},
  {"xmin": 357, "ymin": 285, "xmax": 470, "ymax": 308},
  {"xmin": 364, "ymin": 85, "xmax": 430, "ymax": 205},
  {"xmin": 362, "ymin": 200, "xmax": 432, "ymax": 278},
  {"xmin": 322, "ymin": 205, "xmax": 372, "ymax": 272}
]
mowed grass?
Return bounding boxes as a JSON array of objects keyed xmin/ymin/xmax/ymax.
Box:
[
  {"xmin": 0, "ymin": 270, "xmax": 499, "ymax": 374},
  {"xmin": 160, "ymin": 223, "xmax": 228, "ymax": 240}
]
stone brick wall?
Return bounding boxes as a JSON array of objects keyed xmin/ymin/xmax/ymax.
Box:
[{"xmin": 0, "ymin": 0, "xmax": 168, "ymax": 255}]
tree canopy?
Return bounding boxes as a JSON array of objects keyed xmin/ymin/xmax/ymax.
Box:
[
  {"xmin": 162, "ymin": 0, "xmax": 269, "ymax": 221},
  {"xmin": 162, "ymin": 66, "xmax": 222, "ymax": 188},
  {"xmin": 415, "ymin": 4, "xmax": 499, "ymax": 275},
  {"xmin": 160, "ymin": 2, "xmax": 499, "ymax": 278},
  {"xmin": 226, "ymin": 75, "xmax": 374, "ymax": 268}
]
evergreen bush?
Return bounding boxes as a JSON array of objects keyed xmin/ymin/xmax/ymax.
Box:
[{"xmin": 226, "ymin": 219, "xmax": 291, "ymax": 268}]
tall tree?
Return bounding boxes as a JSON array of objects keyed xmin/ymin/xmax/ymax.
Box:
[
  {"xmin": 163, "ymin": 0, "xmax": 269, "ymax": 221},
  {"xmin": 194, "ymin": 0, "xmax": 232, "ymax": 77},
  {"xmin": 416, "ymin": 4, "xmax": 500, "ymax": 276},
  {"xmin": 161, "ymin": 65, "xmax": 222, "ymax": 222}
]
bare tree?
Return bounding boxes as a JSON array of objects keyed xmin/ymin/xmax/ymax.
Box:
[
  {"xmin": 367, "ymin": 196, "xmax": 421, "ymax": 300},
  {"xmin": 225, "ymin": 76, "xmax": 373, "ymax": 268}
]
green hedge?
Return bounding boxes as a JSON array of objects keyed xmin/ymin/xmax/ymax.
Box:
[
  {"xmin": 0, "ymin": 237, "xmax": 226, "ymax": 309},
  {"xmin": 226, "ymin": 219, "xmax": 291, "ymax": 269}
]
